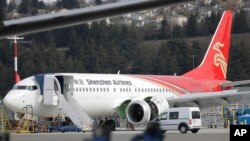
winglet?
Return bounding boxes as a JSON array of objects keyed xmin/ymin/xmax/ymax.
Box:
[{"xmin": 183, "ymin": 11, "xmax": 233, "ymax": 80}]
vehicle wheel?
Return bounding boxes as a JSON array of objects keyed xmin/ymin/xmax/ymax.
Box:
[
  {"xmin": 105, "ymin": 120, "xmax": 116, "ymax": 131},
  {"xmin": 179, "ymin": 124, "xmax": 188, "ymax": 134},
  {"xmin": 191, "ymin": 129, "xmax": 199, "ymax": 133},
  {"xmin": 48, "ymin": 129, "xmax": 52, "ymax": 133},
  {"xmin": 161, "ymin": 130, "xmax": 167, "ymax": 133},
  {"xmin": 34, "ymin": 126, "xmax": 39, "ymax": 133},
  {"xmin": 61, "ymin": 130, "xmax": 65, "ymax": 133}
]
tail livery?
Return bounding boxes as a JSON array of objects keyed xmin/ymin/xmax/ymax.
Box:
[{"xmin": 184, "ymin": 11, "xmax": 233, "ymax": 80}]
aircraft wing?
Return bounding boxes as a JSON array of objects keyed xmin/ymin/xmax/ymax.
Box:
[
  {"xmin": 0, "ymin": 0, "xmax": 193, "ymax": 39},
  {"xmin": 167, "ymin": 90, "xmax": 250, "ymax": 108}
]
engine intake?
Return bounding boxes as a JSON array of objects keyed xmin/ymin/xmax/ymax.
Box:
[{"xmin": 126, "ymin": 97, "xmax": 169, "ymax": 125}]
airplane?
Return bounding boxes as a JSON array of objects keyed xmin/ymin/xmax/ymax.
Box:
[{"xmin": 3, "ymin": 10, "xmax": 250, "ymax": 131}]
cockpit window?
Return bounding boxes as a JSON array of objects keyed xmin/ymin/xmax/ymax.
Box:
[
  {"xmin": 12, "ymin": 85, "xmax": 38, "ymax": 91},
  {"xmin": 12, "ymin": 85, "xmax": 27, "ymax": 90},
  {"xmin": 27, "ymin": 85, "xmax": 38, "ymax": 91},
  {"xmin": 32, "ymin": 86, "xmax": 38, "ymax": 90}
]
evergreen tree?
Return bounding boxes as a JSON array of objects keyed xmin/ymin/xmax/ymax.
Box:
[
  {"xmin": 205, "ymin": 12, "xmax": 221, "ymax": 35},
  {"xmin": 172, "ymin": 25, "xmax": 183, "ymax": 38},
  {"xmin": 55, "ymin": 0, "xmax": 63, "ymax": 9},
  {"xmin": 61, "ymin": 0, "xmax": 80, "ymax": 9},
  {"xmin": 95, "ymin": 0, "xmax": 103, "ymax": 5},
  {"xmin": 0, "ymin": 0, "xmax": 7, "ymax": 23},
  {"xmin": 83, "ymin": 41, "xmax": 97, "ymax": 72},
  {"xmin": 239, "ymin": 40, "xmax": 250, "ymax": 78},
  {"xmin": 18, "ymin": 0, "xmax": 29, "ymax": 13},
  {"xmin": 38, "ymin": 0, "xmax": 46, "ymax": 9},
  {"xmin": 190, "ymin": 40, "xmax": 202, "ymax": 69},
  {"xmin": 233, "ymin": 9, "xmax": 248, "ymax": 34},
  {"xmin": 153, "ymin": 42, "xmax": 179, "ymax": 75},
  {"xmin": 160, "ymin": 17, "xmax": 168, "ymax": 39},
  {"xmin": 68, "ymin": 33, "xmax": 84, "ymax": 57},
  {"xmin": 18, "ymin": 0, "xmax": 38, "ymax": 15},
  {"xmin": 186, "ymin": 13, "xmax": 197, "ymax": 37},
  {"xmin": 7, "ymin": 0, "xmax": 17, "ymax": 12},
  {"xmin": 132, "ymin": 47, "xmax": 153, "ymax": 74},
  {"xmin": 75, "ymin": 24, "xmax": 90, "ymax": 42}
]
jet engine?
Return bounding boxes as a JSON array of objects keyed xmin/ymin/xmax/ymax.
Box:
[{"xmin": 126, "ymin": 97, "xmax": 169, "ymax": 125}]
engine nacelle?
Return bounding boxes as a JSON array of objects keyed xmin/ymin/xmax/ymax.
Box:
[{"xmin": 126, "ymin": 97, "xmax": 169, "ymax": 125}]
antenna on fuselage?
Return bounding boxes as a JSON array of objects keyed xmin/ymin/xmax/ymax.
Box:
[{"xmin": 117, "ymin": 70, "xmax": 120, "ymax": 75}]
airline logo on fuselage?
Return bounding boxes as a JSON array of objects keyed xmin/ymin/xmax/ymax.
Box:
[{"xmin": 213, "ymin": 42, "xmax": 227, "ymax": 79}]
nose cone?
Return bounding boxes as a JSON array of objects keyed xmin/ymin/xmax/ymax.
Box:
[{"xmin": 3, "ymin": 91, "xmax": 23, "ymax": 112}]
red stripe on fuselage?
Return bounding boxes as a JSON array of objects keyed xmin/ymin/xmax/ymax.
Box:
[{"xmin": 131, "ymin": 75, "xmax": 229, "ymax": 94}]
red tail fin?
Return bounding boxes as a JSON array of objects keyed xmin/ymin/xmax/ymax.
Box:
[{"xmin": 183, "ymin": 11, "xmax": 233, "ymax": 80}]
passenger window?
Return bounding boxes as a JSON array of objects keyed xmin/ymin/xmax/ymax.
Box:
[
  {"xmin": 74, "ymin": 79, "xmax": 79, "ymax": 85},
  {"xmin": 114, "ymin": 88, "xmax": 116, "ymax": 92},
  {"xmin": 79, "ymin": 79, "xmax": 84, "ymax": 85},
  {"xmin": 107, "ymin": 88, "xmax": 109, "ymax": 92},
  {"xmin": 135, "ymin": 88, "xmax": 137, "ymax": 92},
  {"xmin": 86, "ymin": 88, "xmax": 88, "ymax": 92},
  {"xmin": 192, "ymin": 111, "xmax": 201, "ymax": 119},
  {"xmin": 89, "ymin": 88, "xmax": 92, "ymax": 92},
  {"xmin": 82, "ymin": 88, "xmax": 85, "ymax": 92},
  {"xmin": 120, "ymin": 88, "xmax": 122, "ymax": 92},
  {"xmin": 96, "ymin": 88, "xmax": 99, "ymax": 92},
  {"xmin": 169, "ymin": 112, "xmax": 179, "ymax": 120}
]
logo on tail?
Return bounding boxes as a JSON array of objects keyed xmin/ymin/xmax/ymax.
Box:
[
  {"xmin": 183, "ymin": 11, "xmax": 232, "ymax": 80},
  {"xmin": 213, "ymin": 42, "xmax": 227, "ymax": 79}
]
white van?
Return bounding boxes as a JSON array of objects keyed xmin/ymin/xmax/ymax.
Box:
[{"xmin": 149, "ymin": 107, "xmax": 202, "ymax": 134}]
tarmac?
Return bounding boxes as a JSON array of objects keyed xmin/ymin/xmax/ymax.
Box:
[{"xmin": 9, "ymin": 128, "xmax": 229, "ymax": 141}]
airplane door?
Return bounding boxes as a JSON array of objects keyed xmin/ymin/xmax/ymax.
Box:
[
  {"xmin": 63, "ymin": 76, "xmax": 74, "ymax": 98},
  {"xmin": 43, "ymin": 75, "xmax": 60, "ymax": 106}
]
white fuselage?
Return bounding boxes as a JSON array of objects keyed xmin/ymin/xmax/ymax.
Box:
[{"xmin": 4, "ymin": 73, "xmax": 179, "ymax": 118}]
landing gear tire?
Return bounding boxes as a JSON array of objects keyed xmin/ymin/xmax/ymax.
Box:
[
  {"xmin": 100, "ymin": 119, "xmax": 116, "ymax": 131},
  {"xmin": 161, "ymin": 130, "xmax": 167, "ymax": 133},
  {"xmin": 105, "ymin": 120, "xmax": 116, "ymax": 131}
]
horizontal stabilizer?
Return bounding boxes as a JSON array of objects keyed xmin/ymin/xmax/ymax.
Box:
[{"xmin": 220, "ymin": 80, "xmax": 250, "ymax": 87}]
